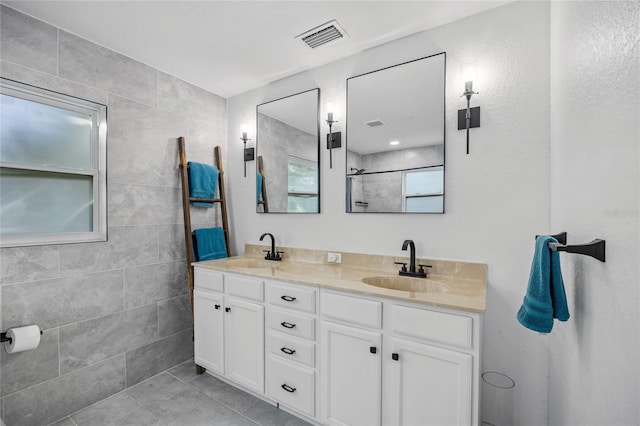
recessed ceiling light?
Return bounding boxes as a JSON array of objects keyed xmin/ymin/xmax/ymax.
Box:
[{"xmin": 390, "ymin": 140, "xmax": 400, "ymax": 145}]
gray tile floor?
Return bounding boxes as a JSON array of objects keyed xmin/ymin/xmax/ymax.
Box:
[{"xmin": 50, "ymin": 359, "xmax": 312, "ymax": 426}]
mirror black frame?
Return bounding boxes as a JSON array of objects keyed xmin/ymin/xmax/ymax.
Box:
[
  {"xmin": 256, "ymin": 88, "xmax": 321, "ymax": 214},
  {"xmin": 345, "ymin": 52, "xmax": 446, "ymax": 214}
]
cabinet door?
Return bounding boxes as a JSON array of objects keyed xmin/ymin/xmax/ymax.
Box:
[
  {"xmin": 194, "ymin": 290, "xmax": 224, "ymax": 375},
  {"xmin": 224, "ymin": 296, "xmax": 265, "ymax": 393},
  {"xmin": 321, "ymin": 321, "xmax": 382, "ymax": 426},
  {"xmin": 384, "ymin": 338, "xmax": 472, "ymax": 426}
]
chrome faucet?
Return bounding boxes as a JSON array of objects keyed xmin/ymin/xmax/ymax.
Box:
[
  {"xmin": 259, "ymin": 233, "xmax": 282, "ymax": 261},
  {"xmin": 395, "ymin": 239, "xmax": 430, "ymax": 278}
]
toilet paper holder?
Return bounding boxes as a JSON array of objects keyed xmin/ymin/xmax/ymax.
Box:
[{"xmin": 1, "ymin": 328, "xmax": 43, "ymax": 344}]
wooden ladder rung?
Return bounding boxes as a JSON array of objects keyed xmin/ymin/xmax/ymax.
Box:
[{"xmin": 189, "ymin": 198, "xmax": 222, "ymax": 203}]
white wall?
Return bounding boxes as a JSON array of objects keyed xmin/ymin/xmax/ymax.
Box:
[
  {"xmin": 227, "ymin": 2, "xmax": 551, "ymax": 424},
  {"xmin": 549, "ymin": 2, "xmax": 640, "ymax": 424}
]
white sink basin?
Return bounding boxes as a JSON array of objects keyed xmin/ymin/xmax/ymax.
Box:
[
  {"xmin": 361, "ymin": 276, "xmax": 448, "ymax": 293},
  {"xmin": 225, "ymin": 259, "xmax": 281, "ymax": 269}
]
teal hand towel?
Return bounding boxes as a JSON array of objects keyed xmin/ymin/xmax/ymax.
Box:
[
  {"xmin": 193, "ymin": 227, "xmax": 227, "ymax": 261},
  {"xmin": 517, "ymin": 236, "xmax": 570, "ymax": 333},
  {"xmin": 188, "ymin": 162, "xmax": 218, "ymax": 208},
  {"xmin": 257, "ymin": 172, "xmax": 263, "ymax": 201}
]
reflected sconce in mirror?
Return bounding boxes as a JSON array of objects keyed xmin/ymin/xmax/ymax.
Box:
[
  {"xmin": 458, "ymin": 80, "xmax": 480, "ymax": 154},
  {"xmin": 241, "ymin": 126, "xmax": 254, "ymax": 177},
  {"xmin": 326, "ymin": 103, "xmax": 341, "ymax": 169}
]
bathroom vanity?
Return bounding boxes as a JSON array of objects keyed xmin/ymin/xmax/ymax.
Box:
[{"xmin": 193, "ymin": 245, "xmax": 486, "ymax": 426}]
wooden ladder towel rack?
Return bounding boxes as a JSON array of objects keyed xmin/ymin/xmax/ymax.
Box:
[{"xmin": 178, "ymin": 137, "xmax": 230, "ymax": 325}]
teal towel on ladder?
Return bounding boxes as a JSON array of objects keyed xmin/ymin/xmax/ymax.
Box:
[
  {"xmin": 188, "ymin": 162, "xmax": 218, "ymax": 208},
  {"xmin": 193, "ymin": 227, "xmax": 227, "ymax": 261},
  {"xmin": 256, "ymin": 172, "xmax": 263, "ymax": 201},
  {"xmin": 517, "ymin": 236, "xmax": 570, "ymax": 333}
]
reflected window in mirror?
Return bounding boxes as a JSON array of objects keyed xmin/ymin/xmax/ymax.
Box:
[
  {"xmin": 257, "ymin": 88, "xmax": 320, "ymax": 213},
  {"xmin": 346, "ymin": 52, "xmax": 445, "ymax": 213}
]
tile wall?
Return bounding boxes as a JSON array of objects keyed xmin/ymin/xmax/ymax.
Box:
[{"xmin": 0, "ymin": 5, "xmax": 227, "ymax": 425}]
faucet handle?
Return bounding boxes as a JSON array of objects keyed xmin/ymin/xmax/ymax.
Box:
[
  {"xmin": 418, "ymin": 264, "xmax": 432, "ymax": 275},
  {"xmin": 394, "ymin": 261, "xmax": 408, "ymax": 272},
  {"xmin": 276, "ymin": 251, "xmax": 285, "ymax": 259}
]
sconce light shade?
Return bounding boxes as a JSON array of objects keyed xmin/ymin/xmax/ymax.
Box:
[{"xmin": 326, "ymin": 102, "xmax": 335, "ymax": 122}]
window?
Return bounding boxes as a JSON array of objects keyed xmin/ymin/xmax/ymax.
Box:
[
  {"xmin": 287, "ymin": 155, "xmax": 318, "ymax": 212},
  {"xmin": 403, "ymin": 166, "xmax": 444, "ymax": 213},
  {"xmin": 0, "ymin": 79, "xmax": 107, "ymax": 247}
]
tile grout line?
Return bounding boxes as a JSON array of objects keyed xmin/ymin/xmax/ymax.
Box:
[
  {"xmin": 174, "ymin": 372, "xmax": 262, "ymax": 425},
  {"xmin": 0, "ymin": 353, "xmax": 124, "ymax": 400}
]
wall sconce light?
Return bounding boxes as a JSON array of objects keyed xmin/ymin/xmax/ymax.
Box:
[
  {"xmin": 241, "ymin": 127, "xmax": 254, "ymax": 178},
  {"xmin": 458, "ymin": 80, "xmax": 480, "ymax": 154},
  {"xmin": 326, "ymin": 102, "xmax": 341, "ymax": 169}
]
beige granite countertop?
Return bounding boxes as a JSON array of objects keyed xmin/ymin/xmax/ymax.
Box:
[{"xmin": 194, "ymin": 244, "xmax": 486, "ymax": 314}]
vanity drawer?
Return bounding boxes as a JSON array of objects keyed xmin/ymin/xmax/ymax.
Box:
[
  {"xmin": 267, "ymin": 355, "xmax": 315, "ymax": 417},
  {"xmin": 267, "ymin": 282, "xmax": 317, "ymax": 314},
  {"xmin": 321, "ymin": 291, "xmax": 382, "ymax": 329},
  {"xmin": 391, "ymin": 304, "xmax": 473, "ymax": 349},
  {"xmin": 269, "ymin": 308, "xmax": 315, "ymax": 341},
  {"xmin": 194, "ymin": 268, "xmax": 224, "ymax": 293},
  {"xmin": 225, "ymin": 274, "xmax": 263, "ymax": 302},
  {"xmin": 268, "ymin": 330, "xmax": 315, "ymax": 368}
]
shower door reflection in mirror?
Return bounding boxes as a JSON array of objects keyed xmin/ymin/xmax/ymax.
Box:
[
  {"xmin": 346, "ymin": 52, "xmax": 445, "ymax": 213},
  {"xmin": 256, "ymin": 88, "xmax": 320, "ymax": 213}
]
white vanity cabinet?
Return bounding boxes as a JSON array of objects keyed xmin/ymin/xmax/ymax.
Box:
[
  {"xmin": 193, "ymin": 288, "xmax": 224, "ymax": 374},
  {"xmin": 320, "ymin": 291, "xmax": 383, "ymax": 426},
  {"xmin": 193, "ymin": 268, "xmax": 265, "ymax": 393},
  {"xmin": 265, "ymin": 281, "xmax": 319, "ymax": 418},
  {"xmin": 193, "ymin": 265, "xmax": 482, "ymax": 426},
  {"xmin": 320, "ymin": 289, "xmax": 481, "ymax": 426},
  {"xmin": 383, "ymin": 304, "xmax": 477, "ymax": 426}
]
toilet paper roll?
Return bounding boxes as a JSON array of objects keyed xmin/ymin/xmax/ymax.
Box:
[{"xmin": 5, "ymin": 325, "xmax": 41, "ymax": 354}]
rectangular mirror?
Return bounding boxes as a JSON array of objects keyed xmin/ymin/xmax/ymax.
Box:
[
  {"xmin": 257, "ymin": 88, "xmax": 320, "ymax": 213},
  {"xmin": 346, "ymin": 53, "xmax": 445, "ymax": 213}
]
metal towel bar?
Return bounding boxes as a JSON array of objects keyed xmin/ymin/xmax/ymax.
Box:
[{"xmin": 535, "ymin": 232, "xmax": 606, "ymax": 262}]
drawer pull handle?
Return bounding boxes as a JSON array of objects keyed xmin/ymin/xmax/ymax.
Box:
[
  {"xmin": 392, "ymin": 353, "xmax": 399, "ymax": 361},
  {"xmin": 225, "ymin": 307, "xmax": 231, "ymax": 313},
  {"xmin": 281, "ymin": 347, "xmax": 296, "ymax": 355},
  {"xmin": 281, "ymin": 384, "xmax": 296, "ymax": 393},
  {"xmin": 370, "ymin": 346, "xmax": 377, "ymax": 354},
  {"xmin": 281, "ymin": 295, "xmax": 297, "ymax": 302},
  {"xmin": 281, "ymin": 321, "xmax": 296, "ymax": 329},
  {"xmin": 214, "ymin": 304, "xmax": 220, "ymax": 310}
]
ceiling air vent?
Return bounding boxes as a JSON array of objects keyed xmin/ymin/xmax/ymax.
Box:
[
  {"xmin": 296, "ymin": 20, "xmax": 347, "ymax": 49},
  {"xmin": 364, "ymin": 119, "xmax": 386, "ymax": 127}
]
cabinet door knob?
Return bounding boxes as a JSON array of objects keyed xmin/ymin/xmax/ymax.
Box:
[
  {"xmin": 281, "ymin": 321, "xmax": 296, "ymax": 329},
  {"xmin": 392, "ymin": 353, "xmax": 399, "ymax": 361},
  {"xmin": 370, "ymin": 346, "xmax": 377, "ymax": 354},
  {"xmin": 280, "ymin": 295, "xmax": 297, "ymax": 302},
  {"xmin": 225, "ymin": 307, "xmax": 231, "ymax": 313},
  {"xmin": 281, "ymin": 384, "xmax": 296, "ymax": 393},
  {"xmin": 214, "ymin": 304, "xmax": 220, "ymax": 310},
  {"xmin": 281, "ymin": 347, "xmax": 296, "ymax": 355}
]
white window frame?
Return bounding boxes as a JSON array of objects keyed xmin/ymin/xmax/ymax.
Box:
[
  {"xmin": 402, "ymin": 166, "xmax": 444, "ymax": 213},
  {"xmin": 0, "ymin": 78, "xmax": 107, "ymax": 247}
]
